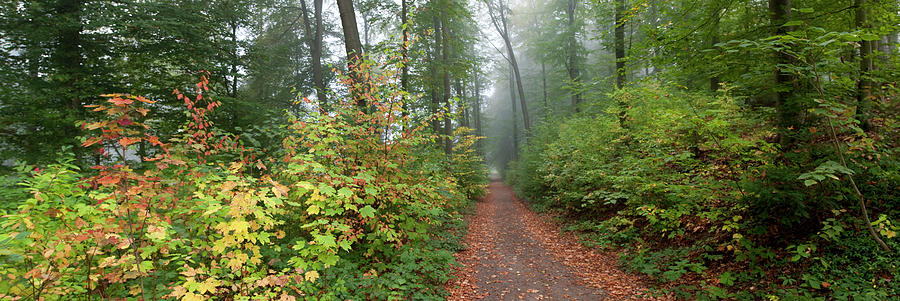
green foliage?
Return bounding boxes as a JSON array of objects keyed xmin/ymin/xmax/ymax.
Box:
[
  {"xmin": 451, "ymin": 127, "xmax": 489, "ymax": 201},
  {"xmin": 507, "ymin": 80, "xmax": 900, "ymax": 298},
  {"xmin": 0, "ymin": 53, "xmax": 484, "ymax": 299}
]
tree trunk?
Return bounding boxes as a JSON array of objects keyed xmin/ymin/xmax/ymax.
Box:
[
  {"xmin": 542, "ymin": 62, "xmax": 548, "ymax": 109},
  {"xmin": 510, "ymin": 68, "xmax": 519, "ymax": 160},
  {"xmin": 709, "ymin": 6, "xmax": 721, "ymax": 92},
  {"xmin": 301, "ymin": 0, "xmax": 327, "ymax": 108},
  {"xmin": 567, "ymin": 0, "xmax": 580, "ymax": 112},
  {"xmin": 230, "ymin": 20, "xmax": 239, "ymax": 98},
  {"xmin": 441, "ymin": 10, "xmax": 453, "ymax": 155},
  {"xmin": 56, "ymin": 0, "xmax": 85, "ymax": 161},
  {"xmin": 486, "ymin": 0, "xmax": 530, "ymax": 132},
  {"xmin": 855, "ymin": 0, "xmax": 873, "ymax": 131},
  {"xmin": 458, "ymin": 79, "xmax": 469, "ymax": 128},
  {"xmin": 769, "ymin": 0, "xmax": 796, "ymax": 146},
  {"xmin": 614, "ymin": 0, "xmax": 627, "ymax": 127},
  {"xmin": 401, "ymin": 0, "xmax": 410, "ymax": 116},
  {"xmin": 430, "ymin": 14, "xmax": 443, "ymax": 136},
  {"xmin": 614, "ymin": 0, "xmax": 626, "ymax": 89},
  {"xmin": 57, "ymin": 0, "xmax": 84, "ymax": 111},
  {"xmin": 474, "ymin": 76, "xmax": 483, "ymax": 139},
  {"xmin": 507, "ymin": 45, "xmax": 530, "ymax": 133},
  {"xmin": 336, "ymin": 0, "xmax": 366, "ymax": 109}
]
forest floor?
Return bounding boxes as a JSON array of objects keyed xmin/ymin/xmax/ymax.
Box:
[{"xmin": 445, "ymin": 182, "xmax": 670, "ymax": 300}]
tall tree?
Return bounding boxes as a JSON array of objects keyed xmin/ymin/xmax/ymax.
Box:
[
  {"xmin": 567, "ymin": 0, "xmax": 581, "ymax": 112},
  {"xmin": 336, "ymin": 0, "xmax": 366, "ymax": 109},
  {"xmin": 441, "ymin": 7, "xmax": 453, "ymax": 155},
  {"xmin": 486, "ymin": 0, "xmax": 531, "ymax": 132},
  {"xmin": 474, "ymin": 75, "xmax": 484, "ymax": 139},
  {"xmin": 301, "ymin": 0, "xmax": 328, "ymax": 106},
  {"xmin": 400, "ymin": 0, "xmax": 410, "ymax": 116},
  {"xmin": 708, "ymin": 3, "xmax": 721, "ymax": 92},
  {"xmin": 431, "ymin": 13, "xmax": 444, "ymax": 137},
  {"xmin": 509, "ymin": 67, "xmax": 519, "ymax": 159},
  {"xmin": 614, "ymin": 0, "xmax": 627, "ymax": 127},
  {"xmin": 855, "ymin": 0, "xmax": 873, "ymax": 131},
  {"xmin": 769, "ymin": 0, "xmax": 796, "ymax": 146}
]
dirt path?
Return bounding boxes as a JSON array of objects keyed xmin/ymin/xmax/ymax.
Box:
[{"xmin": 446, "ymin": 182, "xmax": 666, "ymax": 300}]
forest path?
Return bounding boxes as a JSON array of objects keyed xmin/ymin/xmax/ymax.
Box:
[{"xmin": 445, "ymin": 182, "xmax": 666, "ymax": 300}]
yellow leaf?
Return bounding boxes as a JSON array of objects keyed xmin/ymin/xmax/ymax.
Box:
[
  {"xmin": 182, "ymin": 292, "xmax": 204, "ymax": 301},
  {"xmin": 220, "ymin": 181, "xmax": 239, "ymax": 194},
  {"xmin": 304, "ymin": 270, "xmax": 319, "ymax": 282},
  {"xmin": 197, "ymin": 277, "xmax": 219, "ymax": 294},
  {"xmin": 279, "ymin": 293, "xmax": 297, "ymax": 301},
  {"xmin": 146, "ymin": 225, "xmax": 167, "ymax": 241}
]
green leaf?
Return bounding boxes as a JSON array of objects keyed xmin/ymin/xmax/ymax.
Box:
[
  {"xmin": 860, "ymin": 33, "xmax": 880, "ymax": 41},
  {"xmin": 338, "ymin": 239, "xmax": 352, "ymax": 251},
  {"xmin": 359, "ymin": 205, "xmax": 376, "ymax": 218},
  {"xmin": 337, "ymin": 187, "xmax": 353, "ymax": 199},
  {"xmin": 783, "ymin": 20, "xmax": 803, "ymax": 27},
  {"xmin": 719, "ymin": 271, "xmax": 736, "ymax": 286},
  {"xmin": 315, "ymin": 234, "xmax": 336, "ymax": 248},
  {"xmin": 318, "ymin": 184, "xmax": 336, "ymax": 196},
  {"xmin": 139, "ymin": 260, "xmax": 153, "ymax": 271}
]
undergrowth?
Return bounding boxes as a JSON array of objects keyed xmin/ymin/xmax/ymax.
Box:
[
  {"xmin": 508, "ymin": 81, "xmax": 899, "ymax": 300},
  {"xmin": 0, "ymin": 56, "xmax": 487, "ymax": 300}
]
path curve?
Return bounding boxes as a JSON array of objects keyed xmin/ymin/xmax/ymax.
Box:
[{"xmin": 446, "ymin": 182, "xmax": 667, "ymax": 300}]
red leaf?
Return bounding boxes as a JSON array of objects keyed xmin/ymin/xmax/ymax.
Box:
[{"xmin": 117, "ymin": 118, "xmax": 133, "ymax": 126}]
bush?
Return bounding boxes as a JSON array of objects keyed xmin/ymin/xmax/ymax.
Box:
[
  {"xmin": 0, "ymin": 57, "xmax": 483, "ymax": 300},
  {"xmin": 506, "ymin": 81, "xmax": 900, "ymax": 298}
]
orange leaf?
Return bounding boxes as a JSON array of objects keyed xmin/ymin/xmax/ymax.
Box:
[
  {"xmin": 97, "ymin": 176, "xmax": 120, "ymax": 186},
  {"xmin": 82, "ymin": 137, "xmax": 103, "ymax": 147},
  {"xmin": 119, "ymin": 137, "xmax": 141, "ymax": 148},
  {"xmin": 134, "ymin": 96, "xmax": 156, "ymax": 104},
  {"xmin": 108, "ymin": 97, "xmax": 133, "ymax": 106}
]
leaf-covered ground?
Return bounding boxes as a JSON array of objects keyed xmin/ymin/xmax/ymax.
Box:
[{"xmin": 446, "ymin": 182, "xmax": 669, "ymax": 300}]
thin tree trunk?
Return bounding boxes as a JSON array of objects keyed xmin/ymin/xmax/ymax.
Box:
[
  {"xmin": 401, "ymin": 0, "xmax": 410, "ymax": 116},
  {"xmin": 541, "ymin": 62, "xmax": 548, "ymax": 109},
  {"xmin": 431, "ymin": 14, "xmax": 443, "ymax": 136},
  {"xmin": 58, "ymin": 0, "xmax": 83, "ymax": 111},
  {"xmin": 567, "ymin": 0, "xmax": 580, "ymax": 112},
  {"xmin": 363, "ymin": 14, "xmax": 370, "ymax": 47},
  {"xmin": 510, "ymin": 68, "xmax": 519, "ymax": 160},
  {"xmin": 487, "ymin": 0, "xmax": 530, "ymax": 132},
  {"xmin": 57, "ymin": 0, "xmax": 86, "ymax": 164},
  {"xmin": 506, "ymin": 41, "xmax": 530, "ymax": 132},
  {"xmin": 441, "ymin": 10, "xmax": 453, "ymax": 155},
  {"xmin": 301, "ymin": 0, "xmax": 327, "ymax": 108},
  {"xmin": 336, "ymin": 0, "xmax": 366, "ymax": 109},
  {"xmin": 474, "ymin": 76, "xmax": 483, "ymax": 139},
  {"xmin": 614, "ymin": 0, "xmax": 627, "ymax": 127},
  {"xmin": 855, "ymin": 0, "xmax": 873, "ymax": 131},
  {"xmin": 313, "ymin": 0, "xmax": 325, "ymax": 103},
  {"xmin": 231, "ymin": 21, "xmax": 239, "ymax": 98},
  {"xmin": 709, "ymin": 6, "xmax": 721, "ymax": 92},
  {"xmin": 458, "ymin": 79, "xmax": 469, "ymax": 128}
]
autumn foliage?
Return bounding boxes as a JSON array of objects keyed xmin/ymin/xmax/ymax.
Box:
[{"xmin": 1, "ymin": 59, "xmax": 484, "ymax": 300}]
